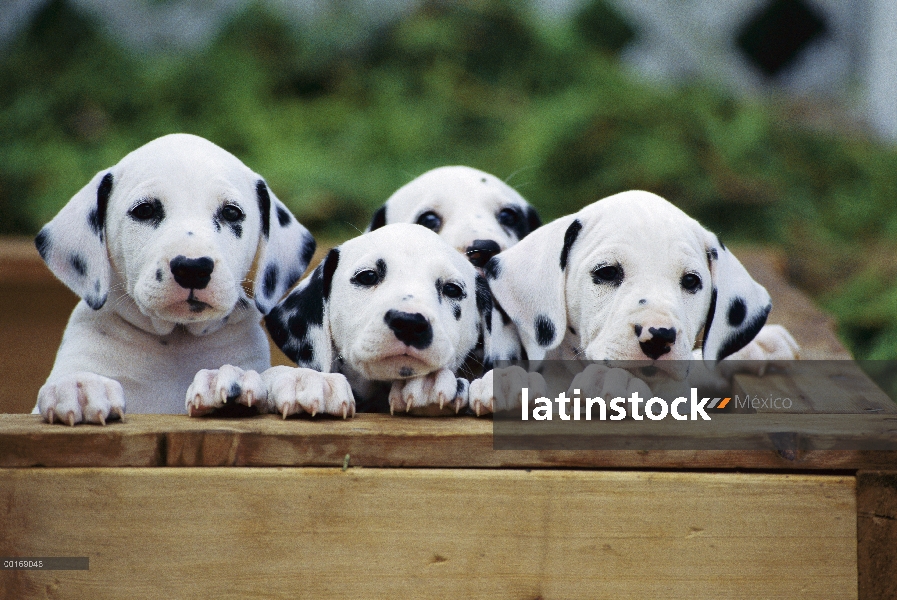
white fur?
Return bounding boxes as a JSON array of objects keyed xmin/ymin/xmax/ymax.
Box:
[
  {"xmin": 34, "ymin": 134, "xmax": 315, "ymax": 424},
  {"xmin": 259, "ymin": 223, "xmax": 489, "ymax": 416},
  {"xmin": 471, "ymin": 190, "xmax": 799, "ymax": 414}
]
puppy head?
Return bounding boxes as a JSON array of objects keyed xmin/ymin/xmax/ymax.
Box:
[
  {"xmin": 485, "ymin": 191, "xmax": 771, "ymax": 376},
  {"xmin": 367, "ymin": 166, "xmax": 541, "ymax": 268},
  {"xmin": 267, "ymin": 223, "xmax": 491, "ymax": 382},
  {"xmin": 35, "ymin": 134, "xmax": 315, "ymax": 330}
]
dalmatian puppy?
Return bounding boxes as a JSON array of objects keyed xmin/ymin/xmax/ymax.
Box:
[
  {"xmin": 254, "ymin": 223, "xmax": 493, "ymax": 416},
  {"xmin": 368, "ymin": 165, "xmax": 541, "ymax": 373},
  {"xmin": 367, "ymin": 166, "xmax": 541, "ymax": 268},
  {"xmin": 33, "ymin": 134, "xmax": 315, "ymax": 425},
  {"xmin": 470, "ymin": 190, "xmax": 799, "ymax": 413}
]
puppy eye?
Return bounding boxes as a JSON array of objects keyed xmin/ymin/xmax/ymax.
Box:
[
  {"xmin": 591, "ymin": 264, "xmax": 623, "ymax": 285},
  {"xmin": 681, "ymin": 273, "xmax": 702, "ymax": 293},
  {"xmin": 221, "ymin": 204, "xmax": 244, "ymax": 222},
  {"xmin": 130, "ymin": 202, "xmax": 156, "ymax": 221},
  {"xmin": 442, "ymin": 282, "xmax": 464, "ymax": 299},
  {"xmin": 416, "ymin": 211, "xmax": 442, "ymax": 232},
  {"xmin": 352, "ymin": 269, "xmax": 380, "ymax": 287},
  {"xmin": 497, "ymin": 207, "xmax": 520, "ymax": 227}
]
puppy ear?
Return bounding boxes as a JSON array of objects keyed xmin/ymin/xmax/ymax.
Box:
[
  {"xmin": 366, "ymin": 204, "xmax": 388, "ymax": 231},
  {"xmin": 701, "ymin": 235, "xmax": 772, "ymax": 361},
  {"xmin": 265, "ymin": 248, "xmax": 340, "ymax": 372},
  {"xmin": 484, "ymin": 215, "xmax": 579, "ymax": 361},
  {"xmin": 35, "ymin": 170, "xmax": 114, "ymax": 310},
  {"xmin": 253, "ymin": 180, "xmax": 317, "ymax": 315}
]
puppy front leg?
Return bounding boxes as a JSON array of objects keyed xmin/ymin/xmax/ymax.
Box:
[
  {"xmin": 37, "ymin": 373, "xmax": 125, "ymax": 426},
  {"xmin": 388, "ymin": 368, "xmax": 467, "ymax": 416},
  {"xmin": 262, "ymin": 366, "xmax": 356, "ymax": 419},
  {"xmin": 186, "ymin": 365, "xmax": 269, "ymax": 417},
  {"xmin": 469, "ymin": 367, "xmax": 547, "ymax": 416}
]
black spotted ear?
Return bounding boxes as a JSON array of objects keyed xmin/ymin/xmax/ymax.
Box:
[
  {"xmin": 36, "ymin": 170, "xmax": 114, "ymax": 310},
  {"xmin": 253, "ymin": 180, "xmax": 316, "ymax": 315},
  {"xmin": 522, "ymin": 205, "xmax": 542, "ymax": 238},
  {"xmin": 485, "ymin": 215, "xmax": 578, "ymax": 361},
  {"xmin": 701, "ymin": 234, "xmax": 772, "ymax": 361},
  {"xmin": 366, "ymin": 204, "xmax": 388, "ymax": 231},
  {"xmin": 264, "ymin": 248, "xmax": 340, "ymax": 372}
]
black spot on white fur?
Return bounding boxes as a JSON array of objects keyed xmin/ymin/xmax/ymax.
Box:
[
  {"xmin": 69, "ymin": 254, "xmax": 87, "ymax": 277},
  {"xmin": 256, "ymin": 180, "xmax": 271, "ymax": 239},
  {"xmin": 368, "ymin": 205, "xmax": 387, "ymax": 231},
  {"xmin": 475, "ymin": 274, "xmax": 493, "ymax": 333},
  {"xmin": 155, "ymin": 269, "xmax": 163, "ymax": 282},
  {"xmin": 727, "ymin": 297, "xmax": 747, "ymax": 327},
  {"xmin": 560, "ymin": 219, "xmax": 582, "ymax": 270},
  {"xmin": 399, "ymin": 367, "xmax": 413, "ymax": 377},
  {"xmin": 262, "ymin": 265, "xmax": 278, "ymax": 298},
  {"xmin": 276, "ymin": 206, "xmax": 291, "ymax": 227},
  {"xmin": 300, "ymin": 234, "xmax": 316, "ymax": 268},
  {"xmin": 34, "ymin": 229, "xmax": 50, "ymax": 260},
  {"xmin": 717, "ymin": 303, "xmax": 771, "ymax": 360},
  {"xmin": 265, "ymin": 263, "xmax": 327, "ymax": 368},
  {"xmin": 322, "ymin": 248, "xmax": 340, "ymax": 301},
  {"xmin": 701, "ymin": 287, "xmax": 718, "ymax": 355},
  {"xmin": 524, "ymin": 206, "xmax": 542, "ymax": 237},
  {"xmin": 452, "ymin": 305, "xmax": 462, "ymax": 320},
  {"xmin": 484, "ymin": 256, "xmax": 501, "ymax": 280},
  {"xmin": 87, "ymin": 173, "xmax": 113, "ymax": 241},
  {"xmin": 535, "ymin": 315, "xmax": 555, "ymax": 347}
]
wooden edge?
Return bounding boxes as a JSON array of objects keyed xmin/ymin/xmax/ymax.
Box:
[
  {"xmin": 857, "ymin": 471, "xmax": 897, "ymax": 600},
  {"xmin": 2, "ymin": 413, "xmax": 896, "ymax": 470}
]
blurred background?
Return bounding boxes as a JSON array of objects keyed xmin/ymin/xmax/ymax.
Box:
[{"xmin": 1, "ymin": 0, "xmax": 896, "ymax": 360}]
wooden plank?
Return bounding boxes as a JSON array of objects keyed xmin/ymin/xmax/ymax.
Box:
[
  {"xmin": 0, "ymin": 468, "xmax": 857, "ymax": 599},
  {"xmin": 857, "ymin": 471, "xmax": 897, "ymax": 600},
  {"xmin": 2, "ymin": 413, "xmax": 897, "ymax": 470},
  {"xmin": 732, "ymin": 361, "xmax": 897, "ymax": 414}
]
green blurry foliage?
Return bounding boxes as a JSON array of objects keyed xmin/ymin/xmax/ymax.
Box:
[{"xmin": 1, "ymin": 0, "xmax": 897, "ymax": 358}]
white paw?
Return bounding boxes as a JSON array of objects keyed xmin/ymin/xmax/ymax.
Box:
[
  {"xmin": 724, "ymin": 324, "xmax": 801, "ymax": 375},
  {"xmin": 469, "ymin": 366, "xmax": 548, "ymax": 416},
  {"xmin": 568, "ymin": 364, "xmax": 652, "ymax": 401},
  {"xmin": 388, "ymin": 368, "xmax": 467, "ymax": 416},
  {"xmin": 262, "ymin": 366, "xmax": 355, "ymax": 419},
  {"xmin": 37, "ymin": 372, "xmax": 125, "ymax": 426},
  {"xmin": 186, "ymin": 365, "xmax": 268, "ymax": 417}
]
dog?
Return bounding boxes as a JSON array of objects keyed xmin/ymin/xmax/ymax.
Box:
[
  {"xmin": 216, "ymin": 223, "xmax": 493, "ymax": 417},
  {"xmin": 367, "ymin": 166, "xmax": 541, "ymax": 268},
  {"xmin": 33, "ymin": 134, "xmax": 315, "ymax": 424},
  {"xmin": 368, "ymin": 165, "xmax": 541, "ymax": 373},
  {"xmin": 470, "ymin": 190, "xmax": 799, "ymax": 413}
]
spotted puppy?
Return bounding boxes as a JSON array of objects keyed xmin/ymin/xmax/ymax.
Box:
[
  {"xmin": 257, "ymin": 223, "xmax": 492, "ymax": 415},
  {"xmin": 367, "ymin": 166, "xmax": 541, "ymax": 268},
  {"xmin": 470, "ymin": 190, "xmax": 798, "ymax": 412},
  {"xmin": 34, "ymin": 134, "xmax": 315, "ymax": 424}
]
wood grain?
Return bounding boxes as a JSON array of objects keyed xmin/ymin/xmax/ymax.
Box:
[
  {"xmin": 2, "ymin": 413, "xmax": 896, "ymax": 470},
  {"xmin": 0, "ymin": 468, "xmax": 857, "ymax": 600},
  {"xmin": 857, "ymin": 471, "xmax": 897, "ymax": 600}
]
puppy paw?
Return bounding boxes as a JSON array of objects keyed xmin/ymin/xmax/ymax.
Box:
[
  {"xmin": 568, "ymin": 364, "xmax": 652, "ymax": 401},
  {"xmin": 37, "ymin": 372, "xmax": 125, "ymax": 426},
  {"xmin": 724, "ymin": 324, "xmax": 801, "ymax": 375},
  {"xmin": 469, "ymin": 366, "xmax": 547, "ymax": 416},
  {"xmin": 262, "ymin": 366, "xmax": 355, "ymax": 419},
  {"xmin": 388, "ymin": 368, "xmax": 467, "ymax": 416},
  {"xmin": 186, "ymin": 365, "xmax": 268, "ymax": 417}
]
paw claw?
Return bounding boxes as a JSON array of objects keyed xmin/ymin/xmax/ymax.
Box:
[{"xmin": 67, "ymin": 413, "xmax": 75, "ymax": 427}]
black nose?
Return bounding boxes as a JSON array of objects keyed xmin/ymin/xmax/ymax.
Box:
[
  {"xmin": 384, "ymin": 310, "xmax": 433, "ymax": 349},
  {"xmin": 639, "ymin": 326, "xmax": 677, "ymax": 360},
  {"xmin": 465, "ymin": 239, "xmax": 501, "ymax": 268},
  {"xmin": 170, "ymin": 256, "xmax": 214, "ymax": 290}
]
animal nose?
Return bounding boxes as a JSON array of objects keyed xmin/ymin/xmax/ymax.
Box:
[
  {"xmin": 169, "ymin": 256, "xmax": 214, "ymax": 290},
  {"xmin": 638, "ymin": 326, "xmax": 677, "ymax": 360},
  {"xmin": 384, "ymin": 310, "xmax": 433, "ymax": 349},
  {"xmin": 465, "ymin": 239, "xmax": 501, "ymax": 268}
]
